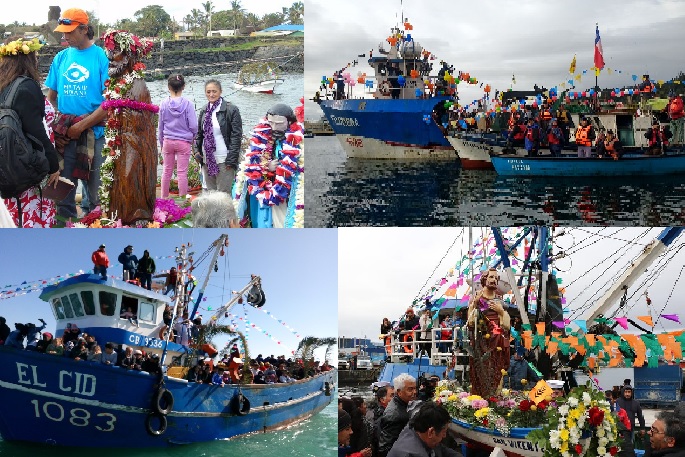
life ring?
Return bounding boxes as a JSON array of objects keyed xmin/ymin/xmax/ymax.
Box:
[
  {"xmin": 153, "ymin": 388, "xmax": 174, "ymax": 416},
  {"xmin": 379, "ymin": 81, "xmax": 391, "ymax": 97},
  {"xmin": 231, "ymin": 393, "xmax": 251, "ymax": 416},
  {"xmin": 145, "ymin": 412, "xmax": 167, "ymax": 436},
  {"xmin": 384, "ymin": 336, "xmax": 392, "ymax": 355},
  {"xmin": 158, "ymin": 325, "xmax": 168, "ymax": 340},
  {"xmin": 403, "ymin": 331, "xmax": 414, "ymax": 354}
]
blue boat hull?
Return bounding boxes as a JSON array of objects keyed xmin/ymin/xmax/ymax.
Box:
[
  {"xmin": 492, "ymin": 153, "xmax": 685, "ymax": 177},
  {"xmin": 0, "ymin": 347, "xmax": 336, "ymax": 447},
  {"xmin": 319, "ymin": 98, "xmax": 457, "ymax": 159}
]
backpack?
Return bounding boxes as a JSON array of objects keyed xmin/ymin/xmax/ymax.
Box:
[{"xmin": 0, "ymin": 76, "xmax": 50, "ymax": 200}]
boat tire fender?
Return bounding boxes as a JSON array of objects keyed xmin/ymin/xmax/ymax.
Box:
[
  {"xmin": 324, "ymin": 381, "xmax": 331, "ymax": 396},
  {"xmin": 232, "ymin": 393, "xmax": 251, "ymax": 416},
  {"xmin": 145, "ymin": 412, "xmax": 167, "ymax": 436},
  {"xmin": 154, "ymin": 388, "xmax": 174, "ymax": 415}
]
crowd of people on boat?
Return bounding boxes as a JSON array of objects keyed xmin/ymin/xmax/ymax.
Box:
[{"xmin": 0, "ymin": 7, "xmax": 304, "ymax": 228}]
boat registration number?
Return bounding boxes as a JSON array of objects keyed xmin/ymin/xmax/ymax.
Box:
[
  {"xmin": 330, "ymin": 115, "xmax": 359, "ymax": 127},
  {"xmin": 30, "ymin": 398, "xmax": 117, "ymax": 431},
  {"xmin": 346, "ymin": 137, "xmax": 363, "ymax": 148},
  {"xmin": 507, "ymin": 159, "xmax": 531, "ymax": 171}
]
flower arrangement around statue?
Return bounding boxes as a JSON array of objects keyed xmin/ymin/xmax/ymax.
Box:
[{"xmin": 436, "ymin": 380, "xmax": 622, "ymax": 457}]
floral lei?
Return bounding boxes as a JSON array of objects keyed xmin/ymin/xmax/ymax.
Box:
[
  {"xmin": 242, "ymin": 120, "xmax": 304, "ymax": 207},
  {"xmin": 98, "ymin": 62, "xmax": 159, "ymax": 212}
]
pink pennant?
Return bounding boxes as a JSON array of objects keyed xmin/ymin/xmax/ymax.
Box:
[
  {"xmin": 661, "ymin": 314, "xmax": 681, "ymax": 324},
  {"xmin": 613, "ymin": 317, "xmax": 628, "ymax": 329},
  {"xmin": 440, "ymin": 278, "xmax": 447, "ymax": 286},
  {"xmin": 552, "ymin": 321, "xmax": 566, "ymax": 328}
]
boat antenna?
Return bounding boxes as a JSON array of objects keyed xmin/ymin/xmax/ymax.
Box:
[
  {"xmin": 189, "ymin": 235, "xmax": 230, "ymax": 320},
  {"xmin": 401, "ymin": 0, "xmax": 404, "ymax": 25}
]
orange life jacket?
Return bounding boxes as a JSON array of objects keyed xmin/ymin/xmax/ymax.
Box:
[
  {"xmin": 513, "ymin": 124, "xmax": 525, "ymax": 141},
  {"xmin": 384, "ymin": 336, "xmax": 392, "ymax": 355},
  {"xmin": 604, "ymin": 139, "xmax": 616, "ymax": 152},
  {"xmin": 642, "ymin": 83, "xmax": 653, "ymax": 93},
  {"xmin": 403, "ymin": 331, "xmax": 414, "ymax": 353},
  {"xmin": 576, "ymin": 125, "xmax": 592, "ymax": 146},
  {"xmin": 670, "ymin": 97, "xmax": 684, "ymax": 120},
  {"xmin": 541, "ymin": 109, "xmax": 552, "ymax": 121}
]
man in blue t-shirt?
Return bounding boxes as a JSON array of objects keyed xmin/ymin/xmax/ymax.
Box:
[{"xmin": 46, "ymin": 8, "xmax": 109, "ymax": 218}]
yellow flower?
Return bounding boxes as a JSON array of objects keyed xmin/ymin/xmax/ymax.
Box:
[
  {"xmin": 569, "ymin": 408, "xmax": 581, "ymax": 420},
  {"xmin": 501, "ymin": 388, "xmax": 510, "ymax": 396},
  {"xmin": 559, "ymin": 429, "xmax": 569, "ymax": 441},
  {"xmin": 496, "ymin": 346, "xmax": 502, "ymax": 351},
  {"xmin": 501, "ymin": 369, "xmax": 508, "ymax": 375},
  {"xmin": 520, "ymin": 379, "xmax": 528, "ymax": 385},
  {"xmin": 545, "ymin": 395, "xmax": 552, "ymax": 402},
  {"xmin": 474, "ymin": 407, "xmax": 490, "ymax": 418},
  {"xmin": 21, "ymin": 44, "xmax": 30, "ymax": 53},
  {"xmin": 560, "ymin": 441, "xmax": 569, "ymax": 452},
  {"xmin": 530, "ymin": 404, "xmax": 537, "ymax": 411},
  {"xmin": 447, "ymin": 394, "xmax": 457, "ymax": 402}
]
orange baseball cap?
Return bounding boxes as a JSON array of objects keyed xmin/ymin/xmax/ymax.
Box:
[{"xmin": 54, "ymin": 8, "xmax": 89, "ymax": 33}]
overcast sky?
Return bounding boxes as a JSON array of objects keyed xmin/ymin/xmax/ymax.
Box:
[
  {"xmin": 305, "ymin": 0, "xmax": 685, "ymax": 119},
  {"xmin": 339, "ymin": 227, "xmax": 685, "ymax": 342},
  {"xmin": 6, "ymin": 1, "xmax": 295, "ymax": 27}
]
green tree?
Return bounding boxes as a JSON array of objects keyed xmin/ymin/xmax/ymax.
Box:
[
  {"xmin": 261, "ymin": 12, "xmax": 284, "ymax": 29},
  {"xmin": 210, "ymin": 11, "xmax": 232, "ymax": 30},
  {"xmin": 133, "ymin": 5, "xmax": 172, "ymax": 37},
  {"xmin": 229, "ymin": 0, "xmax": 245, "ymax": 33},
  {"xmin": 245, "ymin": 13, "xmax": 260, "ymax": 29},
  {"xmin": 287, "ymin": 2, "xmax": 304, "ymax": 25},
  {"xmin": 189, "ymin": 8, "xmax": 207, "ymax": 34},
  {"xmin": 202, "ymin": 1, "xmax": 215, "ymax": 34}
]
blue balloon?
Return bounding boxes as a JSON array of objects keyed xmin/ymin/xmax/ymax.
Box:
[
  {"xmin": 398, "ymin": 75, "xmax": 406, "ymax": 87},
  {"xmin": 406, "ymin": 34, "xmax": 412, "ymax": 41},
  {"xmin": 415, "ymin": 88, "xmax": 422, "ymax": 97}
]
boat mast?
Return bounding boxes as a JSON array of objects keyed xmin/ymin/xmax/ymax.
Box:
[
  {"xmin": 189, "ymin": 235, "xmax": 229, "ymax": 320},
  {"xmin": 491, "ymin": 228, "xmax": 530, "ymax": 326}
]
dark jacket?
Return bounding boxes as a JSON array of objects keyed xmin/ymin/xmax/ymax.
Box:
[
  {"xmin": 617, "ymin": 396, "xmax": 645, "ymax": 429},
  {"xmin": 6, "ymin": 78, "xmax": 60, "ymax": 174},
  {"xmin": 196, "ymin": 99, "xmax": 243, "ymax": 169},
  {"xmin": 503, "ymin": 357, "xmax": 541, "ymax": 390},
  {"xmin": 387, "ymin": 426, "xmax": 461, "ymax": 457},
  {"xmin": 378, "ymin": 396, "xmax": 411, "ymax": 457},
  {"xmin": 137, "ymin": 255, "xmax": 156, "ymax": 274},
  {"xmin": 651, "ymin": 448, "xmax": 685, "ymax": 457},
  {"xmin": 118, "ymin": 252, "xmax": 138, "ymax": 272}
]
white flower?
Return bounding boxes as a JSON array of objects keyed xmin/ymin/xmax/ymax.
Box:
[
  {"xmin": 562, "ymin": 452, "xmax": 571, "ymax": 457},
  {"xmin": 582, "ymin": 392, "xmax": 591, "ymax": 405},
  {"xmin": 597, "ymin": 446, "xmax": 606, "ymax": 455},
  {"xmin": 568, "ymin": 397, "xmax": 579, "ymax": 407},
  {"xmin": 597, "ymin": 428, "xmax": 606, "ymax": 438},
  {"xmin": 558, "ymin": 404, "xmax": 570, "ymax": 416}
]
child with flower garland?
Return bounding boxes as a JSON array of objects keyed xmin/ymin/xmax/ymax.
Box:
[{"xmin": 158, "ymin": 74, "xmax": 198, "ymax": 198}]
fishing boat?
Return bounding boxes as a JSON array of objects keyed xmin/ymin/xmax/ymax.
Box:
[
  {"xmin": 234, "ymin": 63, "xmax": 284, "ymax": 94},
  {"xmin": 0, "ymin": 235, "xmax": 336, "ymax": 447},
  {"xmin": 317, "ymin": 16, "xmax": 458, "ymax": 160},
  {"xmin": 304, "ymin": 117, "xmax": 335, "ymax": 136}
]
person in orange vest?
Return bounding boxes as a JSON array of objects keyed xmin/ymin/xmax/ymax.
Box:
[
  {"xmin": 669, "ymin": 93, "xmax": 684, "ymax": 145},
  {"xmin": 91, "ymin": 244, "xmax": 110, "ymax": 279},
  {"xmin": 575, "ymin": 117, "xmax": 595, "ymax": 158},
  {"xmin": 638, "ymin": 75, "xmax": 654, "ymax": 94},
  {"xmin": 547, "ymin": 118, "xmax": 564, "ymax": 157},
  {"xmin": 539, "ymin": 103, "xmax": 553, "ymax": 138},
  {"xmin": 645, "ymin": 120, "xmax": 672, "ymax": 155},
  {"xmin": 603, "ymin": 130, "xmax": 623, "ymax": 159}
]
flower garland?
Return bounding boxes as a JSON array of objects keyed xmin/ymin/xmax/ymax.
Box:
[
  {"xmin": 0, "ymin": 38, "xmax": 42, "ymax": 57},
  {"xmin": 67, "ymin": 199, "xmax": 191, "ymax": 228},
  {"xmin": 98, "ymin": 62, "xmax": 158, "ymax": 213},
  {"xmin": 233, "ymin": 119, "xmax": 304, "ymax": 227}
]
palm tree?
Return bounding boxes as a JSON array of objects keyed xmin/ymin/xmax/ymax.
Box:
[
  {"xmin": 202, "ymin": 1, "xmax": 215, "ymax": 35},
  {"xmin": 230, "ymin": 0, "xmax": 245, "ymax": 34},
  {"xmin": 288, "ymin": 2, "xmax": 304, "ymax": 25},
  {"xmin": 245, "ymin": 12, "xmax": 260, "ymax": 30}
]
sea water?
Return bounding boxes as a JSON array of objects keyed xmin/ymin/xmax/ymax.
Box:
[
  {"xmin": 0, "ymin": 395, "xmax": 337, "ymax": 456},
  {"xmin": 305, "ymin": 135, "xmax": 685, "ymax": 227}
]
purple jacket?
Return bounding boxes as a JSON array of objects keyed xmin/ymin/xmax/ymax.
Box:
[{"xmin": 158, "ymin": 96, "xmax": 198, "ymax": 145}]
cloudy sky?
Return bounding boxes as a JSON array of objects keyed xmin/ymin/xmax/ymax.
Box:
[
  {"xmin": 339, "ymin": 227, "xmax": 685, "ymax": 342},
  {"xmin": 6, "ymin": 1, "xmax": 295, "ymax": 28},
  {"xmin": 305, "ymin": 0, "xmax": 685, "ymax": 119}
]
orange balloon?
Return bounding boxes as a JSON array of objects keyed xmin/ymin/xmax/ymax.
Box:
[{"xmin": 484, "ymin": 84, "xmax": 491, "ymax": 93}]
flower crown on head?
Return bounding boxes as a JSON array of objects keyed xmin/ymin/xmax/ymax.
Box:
[
  {"xmin": 0, "ymin": 38, "xmax": 43, "ymax": 58},
  {"xmin": 102, "ymin": 29, "xmax": 153, "ymax": 59}
]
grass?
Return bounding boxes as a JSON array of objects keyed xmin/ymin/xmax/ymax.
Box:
[{"xmin": 161, "ymin": 37, "xmax": 303, "ymax": 54}]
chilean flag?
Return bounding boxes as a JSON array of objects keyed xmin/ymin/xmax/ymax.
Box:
[{"xmin": 594, "ymin": 25, "xmax": 605, "ymax": 70}]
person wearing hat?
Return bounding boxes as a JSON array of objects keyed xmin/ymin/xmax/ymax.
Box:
[
  {"xmin": 136, "ymin": 249, "xmax": 156, "ymax": 290},
  {"xmin": 547, "ymin": 118, "xmax": 564, "ymax": 157},
  {"xmin": 46, "ymin": 8, "xmax": 109, "ymax": 219},
  {"xmin": 618, "ymin": 385, "xmax": 646, "ymax": 441},
  {"xmin": 546, "ymin": 379, "xmax": 567, "ymax": 399},
  {"xmin": 575, "ymin": 117, "xmax": 595, "ymax": 158},
  {"xmin": 339, "ymin": 409, "xmax": 371, "ymax": 457},
  {"xmin": 234, "ymin": 102, "xmax": 304, "ymax": 228},
  {"xmin": 504, "ymin": 345, "xmax": 541, "ymax": 390},
  {"xmin": 118, "ymin": 245, "xmax": 138, "ymax": 282},
  {"xmin": 91, "ymin": 244, "xmax": 110, "ymax": 279}
]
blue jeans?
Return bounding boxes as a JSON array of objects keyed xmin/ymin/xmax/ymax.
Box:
[
  {"xmin": 94, "ymin": 265, "xmax": 107, "ymax": 279},
  {"xmin": 57, "ymin": 135, "xmax": 105, "ymax": 218}
]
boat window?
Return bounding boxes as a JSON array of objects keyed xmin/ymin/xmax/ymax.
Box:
[
  {"xmin": 61, "ymin": 295, "xmax": 75, "ymax": 318},
  {"xmin": 121, "ymin": 295, "xmax": 139, "ymax": 319},
  {"xmin": 69, "ymin": 293, "xmax": 85, "ymax": 317},
  {"xmin": 138, "ymin": 302, "xmax": 155, "ymax": 323},
  {"xmin": 99, "ymin": 291, "xmax": 117, "ymax": 316},
  {"xmin": 52, "ymin": 298, "xmax": 65, "ymax": 320},
  {"xmin": 81, "ymin": 291, "xmax": 95, "ymax": 315}
]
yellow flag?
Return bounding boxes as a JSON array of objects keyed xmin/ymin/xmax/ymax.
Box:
[
  {"xmin": 529, "ymin": 380, "xmax": 553, "ymax": 404},
  {"xmin": 569, "ymin": 54, "xmax": 576, "ymax": 74}
]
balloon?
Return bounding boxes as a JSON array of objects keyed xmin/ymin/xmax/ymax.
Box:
[
  {"xmin": 532, "ymin": 101, "xmax": 538, "ymax": 108},
  {"xmin": 484, "ymin": 84, "xmax": 491, "ymax": 93},
  {"xmin": 398, "ymin": 75, "xmax": 406, "ymax": 87},
  {"xmin": 611, "ymin": 91, "xmax": 616, "ymax": 97},
  {"xmin": 632, "ymin": 74, "xmax": 638, "ymax": 81},
  {"xmin": 415, "ymin": 88, "xmax": 422, "ymax": 97}
]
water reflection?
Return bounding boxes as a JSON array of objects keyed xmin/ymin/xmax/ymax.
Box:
[{"xmin": 305, "ymin": 136, "xmax": 685, "ymax": 227}]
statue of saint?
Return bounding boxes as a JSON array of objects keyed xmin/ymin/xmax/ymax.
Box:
[
  {"xmin": 99, "ymin": 30, "xmax": 158, "ymax": 225},
  {"xmin": 467, "ymin": 268, "xmax": 511, "ymax": 397}
]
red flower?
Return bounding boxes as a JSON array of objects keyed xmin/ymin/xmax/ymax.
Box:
[
  {"xmin": 609, "ymin": 447, "xmax": 618, "ymax": 456},
  {"xmin": 575, "ymin": 444, "xmax": 583, "ymax": 454},
  {"xmin": 482, "ymin": 419, "xmax": 488, "ymax": 426},
  {"xmin": 488, "ymin": 396, "xmax": 498, "ymax": 403},
  {"xmin": 104, "ymin": 80, "xmax": 110, "ymax": 87},
  {"xmin": 537, "ymin": 400, "xmax": 548, "ymax": 410},
  {"xmin": 588, "ymin": 406, "xmax": 604, "ymax": 427},
  {"xmin": 519, "ymin": 400, "xmax": 531, "ymax": 412}
]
